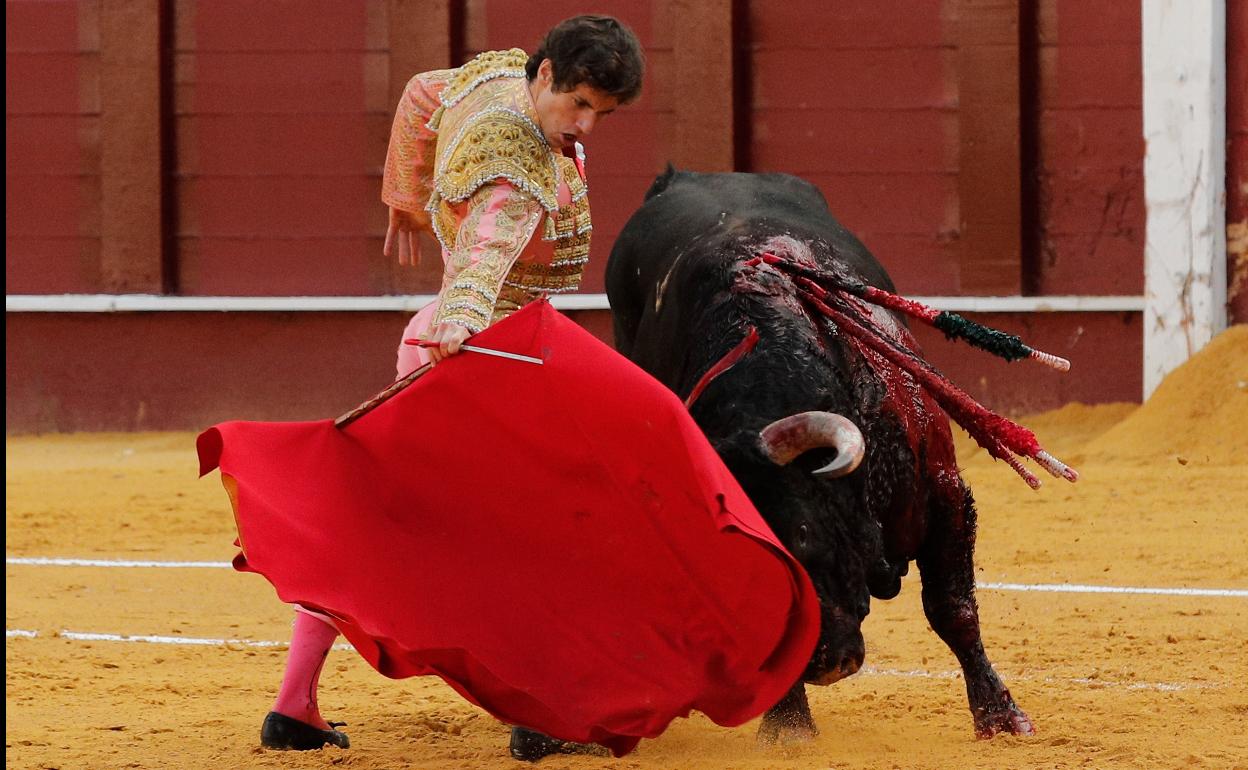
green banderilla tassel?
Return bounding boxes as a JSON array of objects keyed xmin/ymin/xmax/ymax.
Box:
[{"xmin": 933, "ymin": 312, "xmax": 1032, "ymax": 362}]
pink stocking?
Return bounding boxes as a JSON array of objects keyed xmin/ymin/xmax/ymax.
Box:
[{"xmin": 272, "ymin": 607, "xmax": 340, "ymax": 729}]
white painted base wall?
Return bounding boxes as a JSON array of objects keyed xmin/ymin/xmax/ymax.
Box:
[{"xmin": 1142, "ymin": 0, "xmax": 1228, "ymax": 398}]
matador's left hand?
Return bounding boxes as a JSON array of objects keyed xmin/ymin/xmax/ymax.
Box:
[{"xmin": 384, "ymin": 206, "xmax": 432, "ymax": 267}]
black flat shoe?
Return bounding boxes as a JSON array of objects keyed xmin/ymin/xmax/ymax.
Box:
[
  {"xmin": 509, "ymin": 726, "xmax": 607, "ymax": 762},
  {"xmin": 509, "ymin": 727, "xmax": 565, "ymax": 761},
  {"xmin": 260, "ymin": 711, "xmax": 350, "ymax": 750}
]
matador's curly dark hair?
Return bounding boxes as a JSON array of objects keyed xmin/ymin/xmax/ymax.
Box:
[{"xmin": 525, "ymin": 15, "xmax": 645, "ymax": 104}]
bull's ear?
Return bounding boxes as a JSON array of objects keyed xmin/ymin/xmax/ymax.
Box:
[{"xmin": 644, "ymin": 163, "xmax": 679, "ymax": 201}]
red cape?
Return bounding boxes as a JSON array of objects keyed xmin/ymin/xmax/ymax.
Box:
[{"xmin": 197, "ymin": 300, "xmax": 819, "ymax": 756}]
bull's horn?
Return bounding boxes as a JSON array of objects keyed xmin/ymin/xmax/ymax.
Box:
[{"xmin": 759, "ymin": 412, "xmax": 866, "ymax": 477}]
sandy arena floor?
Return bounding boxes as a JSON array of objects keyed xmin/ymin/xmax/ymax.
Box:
[{"xmin": 6, "ymin": 326, "xmax": 1247, "ymax": 770}]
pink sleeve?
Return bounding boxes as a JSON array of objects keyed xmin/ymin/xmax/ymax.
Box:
[
  {"xmin": 433, "ymin": 182, "xmax": 545, "ymax": 332},
  {"xmin": 381, "ymin": 71, "xmax": 450, "ymax": 213}
]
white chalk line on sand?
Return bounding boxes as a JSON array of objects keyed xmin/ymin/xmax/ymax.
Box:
[
  {"xmin": 6, "ymin": 628, "xmax": 354, "ymax": 652},
  {"xmin": 3, "ymin": 627, "xmax": 1217, "ymax": 693},
  {"xmin": 6, "ymin": 557, "xmax": 231, "ymax": 569},
  {"xmin": 975, "ymin": 581, "xmax": 1248, "ymax": 598},
  {"xmin": 8, "ymin": 556, "xmax": 1247, "ymax": 598}
]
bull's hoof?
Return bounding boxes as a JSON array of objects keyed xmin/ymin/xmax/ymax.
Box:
[
  {"xmin": 509, "ymin": 727, "xmax": 608, "ymax": 762},
  {"xmin": 260, "ymin": 711, "xmax": 350, "ymax": 750},
  {"xmin": 973, "ymin": 703, "xmax": 1035, "ymax": 738},
  {"xmin": 756, "ymin": 714, "xmax": 818, "ymax": 746}
]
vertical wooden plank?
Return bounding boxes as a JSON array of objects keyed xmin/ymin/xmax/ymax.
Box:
[
  {"xmin": 956, "ymin": 0, "xmax": 1021, "ymax": 294},
  {"xmin": 462, "ymin": 0, "xmax": 487, "ymax": 57},
  {"xmin": 1226, "ymin": 0, "xmax": 1248, "ymax": 324},
  {"xmin": 388, "ymin": 0, "xmax": 453, "ymax": 108},
  {"xmin": 4, "ymin": 0, "xmax": 103, "ymax": 293},
  {"xmin": 671, "ymin": 0, "xmax": 734, "ymax": 172},
  {"xmin": 1018, "ymin": 0, "xmax": 1041, "ymax": 295},
  {"xmin": 1029, "ymin": 0, "xmax": 1146, "ymax": 297},
  {"xmin": 1142, "ymin": 0, "xmax": 1227, "ymax": 396},
  {"xmin": 80, "ymin": 0, "xmax": 106, "ymax": 292},
  {"xmin": 384, "ymin": 0, "xmax": 453, "ymax": 294},
  {"xmin": 99, "ymin": 0, "xmax": 165, "ymax": 293},
  {"xmin": 750, "ymin": 1, "xmax": 958, "ymax": 294},
  {"xmin": 731, "ymin": 0, "xmax": 751, "ymax": 170}
]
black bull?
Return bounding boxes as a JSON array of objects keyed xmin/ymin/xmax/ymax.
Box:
[{"xmin": 605, "ymin": 168, "xmax": 1033, "ymax": 741}]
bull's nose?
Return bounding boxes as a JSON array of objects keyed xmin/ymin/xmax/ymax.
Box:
[
  {"xmin": 837, "ymin": 649, "xmax": 863, "ymax": 678},
  {"xmin": 808, "ymin": 649, "xmax": 863, "ymax": 685},
  {"xmin": 806, "ymin": 635, "xmax": 866, "ymax": 685}
]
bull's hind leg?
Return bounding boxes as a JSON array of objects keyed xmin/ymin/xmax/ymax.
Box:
[
  {"xmin": 917, "ymin": 485, "xmax": 1034, "ymax": 737},
  {"xmin": 757, "ymin": 681, "xmax": 817, "ymax": 745}
]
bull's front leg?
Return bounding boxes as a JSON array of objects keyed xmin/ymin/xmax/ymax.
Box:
[
  {"xmin": 756, "ymin": 681, "xmax": 817, "ymax": 745},
  {"xmin": 917, "ymin": 486, "xmax": 1034, "ymax": 737}
]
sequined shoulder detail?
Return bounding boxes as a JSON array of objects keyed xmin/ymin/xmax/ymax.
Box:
[
  {"xmin": 428, "ymin": 105, "xmax": 558, "ymax": 251},
  {"xmin": 439, "ymin": 48, "xmax": 530, "ymax": 109},
  {"xmin": 434, "ymin": 106, "xmax": 556, "ymax": 209},
  {"xmin": 492, "ymin": 154, "xmax": 592, "ymax": 319}
]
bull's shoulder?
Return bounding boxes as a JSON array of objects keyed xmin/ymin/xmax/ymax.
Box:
[
  {"xmin": 613, "ymin": 169, "xmax": 898, "ymax": 292},
  {"xmin": 752, "ymin": 172, "xmax": 830, "ymax": 210},
  {"xmin": 642, "ymin": 169, "xmax": 829, "ymax": 213}
]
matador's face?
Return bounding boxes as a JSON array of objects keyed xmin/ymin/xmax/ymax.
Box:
[{"xmin": 528, "ymin": 58, "xmax": 620, "ymax": 151}]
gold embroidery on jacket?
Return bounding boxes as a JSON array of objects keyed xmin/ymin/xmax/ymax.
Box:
[
  {"xmin": 381, "ymin": 70, "xmax": 453, "ymax": 213},
  {"xmin": 433, "ymin": 108, "xmax": 557, "ymax": 209},
  {"xmin": 492, "ymin": 156, "xmax": 592, "ymax": 321},
  {"xmin": 438, "ymin": 49, "xmax": 529, "ymax": 109},
  {"xmin": 426, "ymin": 72, "xmax": 558, "ymax": 253},
  {"xmin": 434, "ymin": 186, "xmax": 544, "ymax": 333}
]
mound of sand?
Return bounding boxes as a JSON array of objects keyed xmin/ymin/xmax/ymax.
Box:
[
  {"xmin": 1084, "ymin": 324, "xmax": 1248, "ymax": 464},
  {"xmin": 953, "ymin": 325, "xmax": 1246, "ymax": 470}
]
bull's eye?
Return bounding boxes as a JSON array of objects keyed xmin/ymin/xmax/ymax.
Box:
[{"xmin": 797, "ymin": 523, "xmax": 810, "ymax": 549}]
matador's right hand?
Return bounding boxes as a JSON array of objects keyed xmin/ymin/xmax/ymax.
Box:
[{"xmin": 422, "ymin": 322, "xmax": 472, "ymax": 365}]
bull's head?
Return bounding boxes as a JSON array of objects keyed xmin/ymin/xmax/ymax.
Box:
[
  {"xmin": 756, "ymin": 411, "xmax": 874, "ymax": 684},
  {"xmin": 714, "ymin": 408, "xmax": 896, "ymax": 687}
]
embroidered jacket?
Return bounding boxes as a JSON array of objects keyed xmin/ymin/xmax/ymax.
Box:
[{"xmin": 382, "ymin": 49, "xmax": 590, "ymax": 333}]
